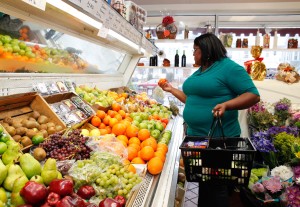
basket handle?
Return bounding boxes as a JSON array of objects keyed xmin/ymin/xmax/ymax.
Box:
[{"xmin": 207, "ymin": 113, "xmax": 227, "ymax": 149}]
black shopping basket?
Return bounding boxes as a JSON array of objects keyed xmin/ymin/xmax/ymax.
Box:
[{"xmin": 179, "ymin": 115, "xmax": 256, "ymax": 186}]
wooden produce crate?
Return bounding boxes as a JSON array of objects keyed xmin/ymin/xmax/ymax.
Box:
[{"xmin": 0, "ymin": 92, "xmax": 66, "ymax": 152}]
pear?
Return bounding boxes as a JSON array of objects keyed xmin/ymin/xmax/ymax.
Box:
[
  {"xmin": 0, "ymin": 200, "xmax": 4, "ymax": 207},
  {"xmin": 57, "ymin": 171, "xmax": 63, "ymax": 179},
  {"xmin": 1, "ymin": 141, "xmax": 20, "ymax": 165},
  {"xmin": 20, "ymin": 153, "xmax": 41, "ymax": 179},
  {"xmin": 41, "ymin": 158, "xmax": 58, "ymax": 185},
  {"xmin": 3, "ymin": 164, "xmax": 25, "ymax": 191},
  {"xmin": 11, "ymin": 175, "xmax": 28, "ymax": 206},
  {"xmin": 0, "ymin": 187, "xmax": 7, "ymax": 203},
  {"xmin": 0, "ymin": 160, "xmax": 7, "ymax": 185},
  {"xmin": 30, "ymin": 175, "xmax": 44, "ymax": 185}
]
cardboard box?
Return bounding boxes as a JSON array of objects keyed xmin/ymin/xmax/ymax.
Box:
[{"xmin": 0, "ymin": 92, "xmax": 66, "ymax": 152}]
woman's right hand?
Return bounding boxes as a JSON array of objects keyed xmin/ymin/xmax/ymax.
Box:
[{"xmin": 160, "ymin": 82, "xmax": 173, "ymax": 93}]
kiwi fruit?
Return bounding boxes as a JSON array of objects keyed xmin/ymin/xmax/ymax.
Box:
[
  {"xmin": 1, "ymin": 122, "xmax": 9, "ymax": 128},
  {"xmin": 6, "ymin": 126, "xmax": 16, "ymax": 136},
  {"xmin": 21, "ymin": 119, "xmax": 29, "ymax": 126},
  {"xmin": 16, "ymin": 127, "xmax": 27, "ymax": 136},
  {"xmin": 25, "ymin": 121, "xmax": 40, "ymax": 129},
  {"xmin": 47, "ymin": 126, "xmax": 56, "ymax": 135},
  {"xmin": 39, "ymin": 124, "xmax": 48, "ymax": 131},
  {"xmin": 55, "ymin": 125, "xmax": 63, "ymax": 132},
  {"xmin": 32, "ymin": 111, "xmax": 41, "ymax": 120},
  {"xmin": 21, "ymin": 137, "xmax": 32, "ymax": 147},
  {"xmin": 12, "ymin": 121, "xmax": 23, "ymax": 129},
  {"xmin": 3, "ymin": 117, "xmax": 13, "ymax": 125},
  {"xmin": 47, "ymin": 122, "xmax": 55, "ymax": 128},
  {"xmin": 33, "ymin": 147, "xmax": 46, "ymax": 161},
  {"xmin": 28, "ymin": 117, "xmax": 36, "ymax": 122},
  {"xmin": 39, "ymin": 129, "xmax": 48, "ymax": 138},
  {"xmin": 13, "ymin": 135, "xmax": 22, "ymax": 142},
  {"xmin": 38, "ymin": 115, "xmax": 49, "ymax": 124},
  {"xmin": 26, "ymin": 129, "xmax": 37, "ymax": 138}
]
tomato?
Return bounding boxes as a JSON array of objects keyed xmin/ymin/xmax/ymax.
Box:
[{"xmin": 158, "ymin": 78, "xmax": 168, "ymax": 87}]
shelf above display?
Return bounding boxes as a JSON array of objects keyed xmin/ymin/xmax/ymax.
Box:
[
  {"xmin": 136, "ymin": 66, "xmax": 198, "ymax": 70},
  {"xmin": 0, "ymin": 0, "xmax": 157, "ymax": 55}
]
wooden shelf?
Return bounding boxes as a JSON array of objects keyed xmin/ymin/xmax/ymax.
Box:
[{"xmin": 136, "ymin": 66, "xmax": 198, "ymax": 70}]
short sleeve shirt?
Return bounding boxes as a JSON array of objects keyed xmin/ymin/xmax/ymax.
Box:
[{"xmin": 182, "ymin": 57, "xmax": 259, "ymax": 137}]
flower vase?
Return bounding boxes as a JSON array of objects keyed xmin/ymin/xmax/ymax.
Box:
[{"xmin": 156, "ymin": 23, "xmax": 177, "ymax": 39}]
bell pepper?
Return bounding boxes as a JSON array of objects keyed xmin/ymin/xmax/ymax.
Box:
[
  {"xmin": 49, "ymin": 179, "xmax": 74, "ymax": 197},
  {"xmin": 99, "ymin": 198, "xmax": 121, "ymax": 207},
  {"xmin": 114, "ymin": 195, "xmax": 126, "ymax": 207},
  {"xmin": 20, "ymin": 181, "xmax": 48, "ymax": 205},
  {"xmin": 47, "ymin": 192, "xmax": 60, "ymax": 206},
  {"xmin": 77, "ymin": 185, "xmax": 96, "ymax": 200}
]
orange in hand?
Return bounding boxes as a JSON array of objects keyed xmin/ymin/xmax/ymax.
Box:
[{"xmin": 158, "ymin": 78, "xmax": 168, "ymax": 87}]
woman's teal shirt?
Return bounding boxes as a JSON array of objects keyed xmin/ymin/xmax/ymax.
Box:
[{"xmin": 182, "ymin": 57, "xmax": 259, "ymax": 137}]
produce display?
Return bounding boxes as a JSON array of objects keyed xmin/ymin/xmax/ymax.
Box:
[{"xmin": 0, "ymin": 86, "xmax": 175, "ymax": 206}]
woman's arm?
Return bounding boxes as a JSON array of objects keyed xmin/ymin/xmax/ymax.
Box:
[
  {"xmin": 160, "ymin": 82, "xmax": 187, "ymax": 103},
  {"xmin": 213, "ymin": 92, "xmax": 260, "ymax": 116}
]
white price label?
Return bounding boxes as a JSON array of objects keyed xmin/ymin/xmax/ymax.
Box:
[
  {"xmin": 83, "ymin": 0, "xmax": 98, "ymax": 15},
  {"xmin": 97, "ymin": 26, "xmax": 109, "ymax": 38},
  {"xmin": 22, "ymin": 0, "xmax": 46, "ymax": 11}
]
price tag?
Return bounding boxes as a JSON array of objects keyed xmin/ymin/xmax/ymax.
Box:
[
  {"xmin": 22, "ymin": 0, "xmax": 46, "ymax": 11},
  {"xmin": 97, "ymin": 26, "xmax": 109, "ymax": 38}
]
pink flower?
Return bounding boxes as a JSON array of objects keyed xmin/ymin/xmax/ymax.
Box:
[
  {"xmin": 252, "ymin": 182, "xmax": 265, "ymax": 193},
  {"xmin": 262, "ymin": 176, "xmax": 282, "ymax": 194}
]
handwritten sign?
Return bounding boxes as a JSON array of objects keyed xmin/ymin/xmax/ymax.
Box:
[
  {"xmin": 68, "ymin": 0, "xmax": 83, "ymax": 7},
  {"xmin": 97, "ymin": 26, "xmax": 109, "ymax": 38},
  {"xmin": 22, "ymin": 0, "xmax": 46, "ymax": 11}
]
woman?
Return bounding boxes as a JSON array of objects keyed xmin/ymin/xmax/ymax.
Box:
[{"xmin": 160, "ymin": 33, "xmax": 260, "ymax": 207}]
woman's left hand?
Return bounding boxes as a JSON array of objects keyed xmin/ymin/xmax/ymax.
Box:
[{"xmin": 212, "ymin": 103, "xmax": 226, "ymax": 117}]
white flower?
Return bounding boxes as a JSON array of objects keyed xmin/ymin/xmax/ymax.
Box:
[
  {"xmin": 296, "ymin": 177, "xmax": 300, "ymax": 185},
  {"xmin": 271, "ymin": 165, "xmax": 293, "ymax": 181}
]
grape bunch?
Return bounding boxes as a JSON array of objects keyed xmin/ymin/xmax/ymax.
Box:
[{"xmin": 40, "ymin": 129, "xmax": 91, "ymax": 161}]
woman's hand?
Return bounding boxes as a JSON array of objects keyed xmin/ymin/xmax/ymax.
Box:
[
  {"xmin": 212, "ymin": 103, "xmax": 227, "ymax": 117},
  {"xmin": 160, "ymin": 82, "xmax": 173, "ymax": 93}
]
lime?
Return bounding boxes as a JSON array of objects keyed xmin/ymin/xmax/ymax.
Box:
[
  {"xmin": 0, "ymin": 142, "xmax": 7, "ymax": 154},
  {"xmin": 0, "ymin": 134, "xmax": 10, "ymax": 143},
  {"xmin": 32, "ymin": 134, "xmax": 44, "ymax": 145}
]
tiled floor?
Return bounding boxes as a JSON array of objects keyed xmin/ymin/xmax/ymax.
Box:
[{"xmin": 184, "ymin": 182, "xmax": 198, "ymax": 207}]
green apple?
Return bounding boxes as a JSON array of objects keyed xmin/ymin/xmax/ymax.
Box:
[
  {"xmin": 140, "ymin": 112, "xmax": 149, "ymax": 120},
  {"xmin": 151, "ymin": 129, "xmax": 161, "ymax": 139},
  {"xmin": 132, "ymin": 120, "xmax": 140, "ymax": 127},
  {"xmin": 155, "ymin": 121, "xmax": 164, "ymax": 131},
  {"xmin": 147, "ymin": 123, "xmax": 155, "ymax": 131},
  {"xmin": 19, "ymin": 42, "xmax": 27, "ymax": 49},
  {"xmin": 0, "ymin": 134, "xmax": 10, "ymax": 143},
  {"xmin": 139, "ymin": 122, "xmax": 148, "ymax": 129},
  {"xmin": 0, "ymin": 142, "xmax": 7, "ymax": 154},
  {"xmin": 133, "ymin": 115, "xmax": 142, "ymax": 123},
  {"xmin": 81, "ymin": 129, "xmax": 90, "ymax": 137}
]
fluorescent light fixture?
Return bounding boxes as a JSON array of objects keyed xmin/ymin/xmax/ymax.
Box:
[
  {"xmin": 46, "ymin": 0, "xmax": 102, "ymax": 29},
  {"xmin": 108, "ymin": 30, "xmax": 139, "ymax": 50}
]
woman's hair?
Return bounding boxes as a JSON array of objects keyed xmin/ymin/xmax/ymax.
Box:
[{"xmin": 194, "ymin": 33, "xmax": 227, "ymax": 67}]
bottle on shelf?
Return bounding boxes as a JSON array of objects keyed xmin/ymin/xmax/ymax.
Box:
[
  {"xmin": 174, "ymin": 50, "xmax": 179, "ymax": 67},
  {"xmin": 255, "ymin": 29, "xmax": 260, "ymax": 46},
  {"xmin": 273, "ymin": 30, "xmax": 278, "ymax": 49},
  {"xmin": 153, "ymin": 55, "xmax": 158, "ymax": 66},
  {"xmin": 181, "ymin": 50, "xmax": 186, "ymax": 67}
]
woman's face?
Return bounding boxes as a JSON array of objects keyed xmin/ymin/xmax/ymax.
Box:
[{"xmin": 193, "ymin": 45, "xmax": 201, "ymax": 66}]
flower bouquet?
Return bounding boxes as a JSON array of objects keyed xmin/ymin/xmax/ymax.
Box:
[{"xmin": 156, "ymin": 16, "xmax": 177, "ymax": 39}]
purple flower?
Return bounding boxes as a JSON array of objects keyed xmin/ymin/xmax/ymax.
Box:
[
  {"xmin": 293, "ymin": 166, "xmax": 300, "ymax": 178},
  {"xmin": 286, "ymin": 186, "xmax": 300, "ymax": 206},
  {"xmin": 251, "ymin": 137, "xmax": 277, "ymax": 152},
  {"xmin": 275, "ymin": 103, "xmax": 289, "ymax": 111},
  {"xmin": 262, "ymin": 176, "xmax": 282, "ymax": 193}
]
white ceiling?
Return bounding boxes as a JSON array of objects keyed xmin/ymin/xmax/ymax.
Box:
[{"xmin": 130, "ymin": 0, "xmax": 300, "ymax": 29}]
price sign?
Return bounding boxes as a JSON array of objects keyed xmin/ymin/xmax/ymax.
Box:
[
  {"xmin": 82, "ymin": 0, "xmax": 98, "ymax": 16},
  {"xmin": 22, "ymin": 0, "xmax": 46, "ymax": 11}
]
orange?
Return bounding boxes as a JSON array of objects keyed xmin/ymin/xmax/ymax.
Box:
[
  {"xmin": 107, "ymin": 110, "xmax": 117, "ymax": 118},
  {"xmin": 127, "ymin": 146, "xmax": 138, "ymax": 161},
  {"xmin": 128, "ymin": 143, "xmax": 140, "ymax": 151},
  {"xmin": 91, "ymin": 116, "xmax": 101, "ymax": 127},
  {"xmin": 105, "ymin": 126, "xmax": 112, "ymax": 134},
  {"xmin": 99, "ymin": 123, "xmax": 106, "ymax": 129},
  {"xmin": 114, "ymin": 114, "xmax": 123, "ymax": 121},
  {"xmin": 109, "ymin": 117, "xmax": 118, "ymax": 128},
  {"xmin": 118, "ymin": 110, "xmax": 126, "ymax": 118},
  {"xmin": 154, "ymin": 151, "xmax": 166, "ymax": 162},
  {"xmin": 147, "ymin": 157, "xmax": 164, "ymax": 175},
  {"xmin": 128, "ymin": 137, "xmax": 141, "ymax": 145},
  {"xmin": 120, "ymin": 120, "xmax": 131, "ymax": 128},
  {"xmin": 102, "ymin": 115, "xmax": 111, "ymax": 125},
  {"xmin": 117, "ymin": 135, "xmax": 128, "ymax": 144},
  {"xmin": 140, "ymin": 146, "xmax": 154, "ymax": 161},
  {"xmin": 126, "ymin": 164, "xmax": 136, "ymax": 174},
  {"xmin": 131, "ymin": 157, "xmax": 146, "ymax": 164},
  {"xmin": 138, "ymin": 129, "xmax": 150, "ymax": 141},
  {"xmin": 96, "ymin": 110, "xmax": 106, "ymax": 119},
  {"xmin": 157, "ymin": 143, "xmax": 168, "ymax": 153},
  {"xmin": 99, "ymin": 128, "xmax": 108, "ymax": 135},
  {"xmin": 141, "ymin": 138, "xmax": 157, "ymax": 151},
  {"xmin": 124, "ymin": 117, "xmax": 132, "ymax": 122},
  {"xmin": 126, "ymin": 125, "xmax": 139, "ymax": 138},
  {"xmin": 112, "ymin": 102, "xmax": 121, "ymax": 112},
  {"xmin": 112, "ymin": 123, "xmax": 127, "ymax": 136},
  {"xmin": 123, "ymin": 159, "xmax": 131, "ymax": 165}
]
